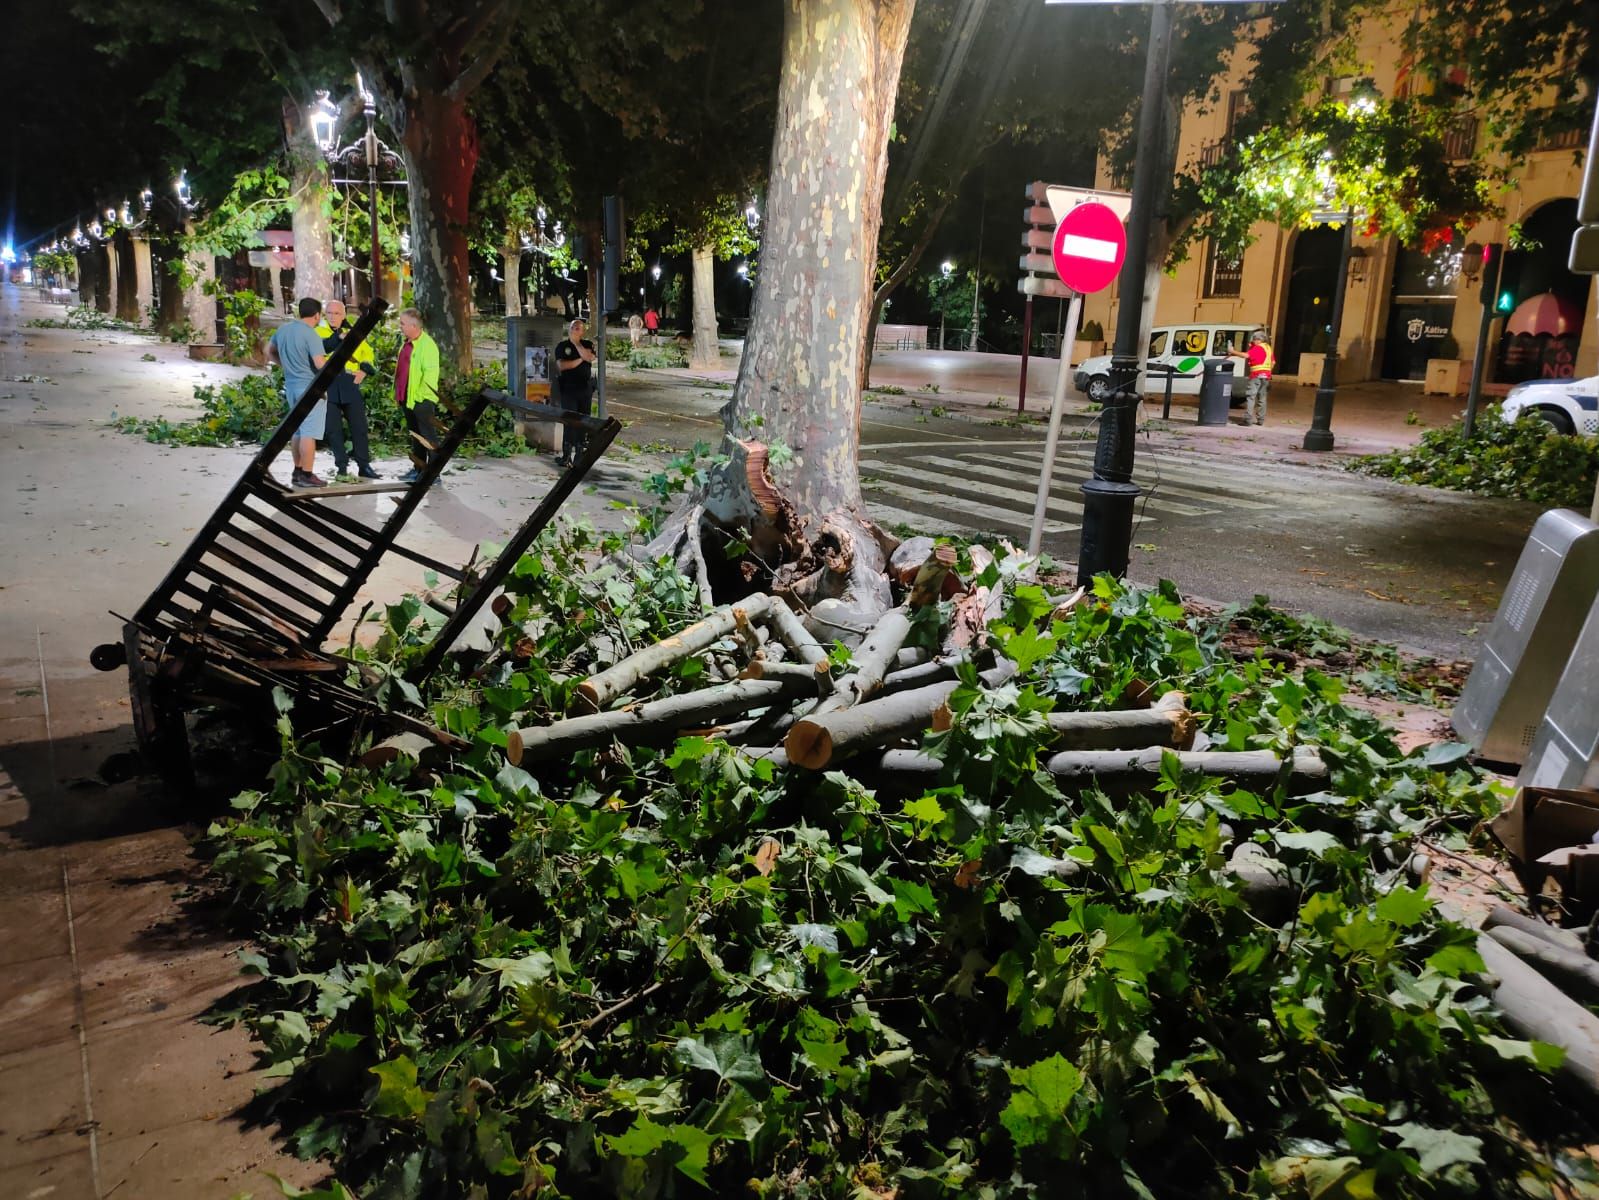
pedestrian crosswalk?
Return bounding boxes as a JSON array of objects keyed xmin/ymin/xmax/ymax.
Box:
[{"xmin": 860, "ymin": 438, "xmax": 1272, "ymax": 541}]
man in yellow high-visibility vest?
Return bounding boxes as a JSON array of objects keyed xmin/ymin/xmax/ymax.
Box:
[
  {"xmin": 317, "ymin": 299, "xmax": 379, "ymax": 480},
  {"xmin": 1229, "ymin": 329, "xmax": 1274, "ymax": 427}
]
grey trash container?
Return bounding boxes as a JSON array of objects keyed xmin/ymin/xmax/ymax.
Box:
[{"xmin": 1197, "ymin": 358, "xmax": 1235, "ymax": 426}]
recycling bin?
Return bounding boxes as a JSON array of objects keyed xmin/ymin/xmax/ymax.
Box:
[{"xmin": 1197, "ymin": 358, "xmax": 1235, "ymax": 426}]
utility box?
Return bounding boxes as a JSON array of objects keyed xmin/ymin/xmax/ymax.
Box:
[
  {"xmin": 1518, "ymin": 595, "xmax": 1599, "ymax": 790},
  {"xmin": 1455, "ymin": 509, "xmax": 1599, "ymax": 764},
  {"xmin": 1197, "ymin": 358, "xmax": 1234, "ymax": 426},
  {"xmin": 507, "ymin": 316, "xmax": 567, "ymax": 453}
]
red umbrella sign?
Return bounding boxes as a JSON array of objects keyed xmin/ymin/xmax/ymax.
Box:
[{"xmin": 1051, "ymin": 201, "xmax": 1126, "ymax": 294}]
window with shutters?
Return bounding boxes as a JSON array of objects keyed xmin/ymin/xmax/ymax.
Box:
[{"xmin": 1203, "ymin": 239, "xmax": 1243, "ymax": 299}]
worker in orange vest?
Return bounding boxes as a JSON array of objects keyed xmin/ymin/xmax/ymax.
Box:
[{"xmin": 1229, "ymin": 329, "xmax": 1274, "ymax": 426}]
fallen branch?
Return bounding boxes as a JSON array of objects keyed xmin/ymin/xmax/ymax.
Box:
[
  {"xmin": 1482, "ymin": 906, "xmax": 1588, "ymax": 955},
  {"xmin": 1477, "ymin": 934, "xmax": 1599, "ymax": 1098},
  {"xmin": 1040, "ymin": 691, "xmax": 1198, "ymax": 752},
  {"xmin": 1483, "ymin": 926, "xmax": 1599, "ymax": 1008},
  {"xmin": 510, "ymin": 676, "xmax": 803, "ymax": 765},
  {"xmin": 575, "ymin": 595, "xmax": 774, "ymax": 713},
  {"xmin": 815, "ymin": 605, "xmax": 913, "ymax": 715},
  {"xmin": 764, "ymin": 597, "xmax": 831, "ymax": 670},
  {"xmin": 865, "ymin": 747, "xmax": 1328, "ymax": 797}
]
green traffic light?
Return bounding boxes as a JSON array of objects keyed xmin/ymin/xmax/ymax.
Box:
[{"xmin": 1495, "ymin": 291, "xmax": 1515, "ymax": 313}]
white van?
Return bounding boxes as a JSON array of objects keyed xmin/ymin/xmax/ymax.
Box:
[{"xmin": 1073, "ymin": 324, "xmax": 1264, "ymax": 403}]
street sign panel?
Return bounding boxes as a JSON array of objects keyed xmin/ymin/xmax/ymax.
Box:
[
  {"xmin": 1018, "ymin": 275, "xmax": 1073, "ymax": 299},
  {"xmin": 1051, "ymin": 202, "xmax": 1126, "ymax": 294},
  {"xmin": 1046, "ymin": 185, "xmax": 1132, "ymax": 225}
]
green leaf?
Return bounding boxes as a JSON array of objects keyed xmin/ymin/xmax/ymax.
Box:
[
  {"xmin": 1374, "ymin": 884, "xmax": 1432, "ymax": 928},
  {"xmin": 605, "ymin": 1116, "xmax": 716, "ymax": 1186},
  {"xmin": 1425, "ymin": 942, "xmax": 1485, "ymax": 977},
  {"xmin": 1001, "ymin": 623, "xmax": 1057, "ymax": 674},
  {"xmin": 368, "ymin": 1056, "xmax": 428, "ymax": 1121},
  {"xmin": 1389, "ymin": 1122, "xmax": 1484, "ymax": 1175},
  {"xmin": 674, "ymin": 1034, "xmax": 765, "ymax": 1086},
  {"xmin": 1276, "ymin": 829, "xmax": 1342, "ymax": 857},
  {"xmin": 1001, "ymin": 1053, "xmax": 1083, "ymax": 1149},
  {"xmin": 476, "ymin": 952, "xmax": 554, "ymax": 989},
  {"xmin": 902, "ymin": 794, "xmax": 946, "ymax": 824}
]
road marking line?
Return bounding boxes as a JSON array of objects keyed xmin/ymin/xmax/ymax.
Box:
[
  {"xmin": 863, "ymin": 478, "xmax": 1071, "ymax": 534},
  {"xmin": 864, "ymin": 458, "xmax": 1096, "ymax": 521},
  {"xmin": 988, "ymin": 449, "xmax": 1274, "ymax": 509},
  {"xmin": 882, "ymin": 453, "xmax": 1216, "ymax": 517},
  {"xmin": 864, "ymin": 501, "xmax": 987, "ymax": 538}
]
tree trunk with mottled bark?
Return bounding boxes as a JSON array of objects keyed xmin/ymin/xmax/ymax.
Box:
[
  {"xmin": 283, "ymin": 100, "xmax": 335, "ymax": 311},
  {"xmin": 660, "ymin": 0, "xmax": 916, "ymax": 625},
  {"xmin": 501, "ymin": 240, "xmax": 522, "ymax": 317},
  {"xmin": 399, "ymin": 89, "xmax": 479, "ymax": 370},
  {"xmin": 690, "ymin": 242, "xmax": 719, "ymax": 370}
]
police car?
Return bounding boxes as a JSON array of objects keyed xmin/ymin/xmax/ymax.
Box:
[{"xmin": 1500, "ymin": 375, "xmax": 1599, "ymax": 436}]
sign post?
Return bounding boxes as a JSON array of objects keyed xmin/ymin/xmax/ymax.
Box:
[{"xmin": 1027, "ymin": 200, "xmax": 1129, "ymax": 556}]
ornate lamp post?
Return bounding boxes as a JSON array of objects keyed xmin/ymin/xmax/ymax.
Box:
[{"xmin": 319, "ymin": 76, "xmax": 406, "ymax": 302}]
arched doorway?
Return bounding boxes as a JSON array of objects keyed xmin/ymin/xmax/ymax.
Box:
[
  {"xmin": 1277, "ymin": 225, "xmax": 1341, "ymax": 376},
  {"xmin": 1496, "ymin": 199, "xmax": 1589, "ymax": 384}
]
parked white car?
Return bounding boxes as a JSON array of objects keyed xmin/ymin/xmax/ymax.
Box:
[
  {"xmin": 1500, "ymin": 375, "xmax": 1599, "ymax": 436},
  {"xmin": 1073, "ymin": 323, "xmax": 1263, "ymax": 404}
]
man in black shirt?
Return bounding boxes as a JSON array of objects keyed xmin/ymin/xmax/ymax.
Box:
[{"xmin": 554, "ymin": 318, "xmax": 596, "ymax": 467}]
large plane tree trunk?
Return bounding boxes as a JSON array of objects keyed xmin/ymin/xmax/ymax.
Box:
[
  {"xmin": 284, "ymin": 100, "xmax": 335, "ymax": 309},
  {"xmin": 658, "ymin": 0, "xmax": 916, "ymax": 625},
  {"xmin": 689, "ymin": 242, "xmax": 720, "ymax": 370},
  {"xmin": 400, "ymin": 90, "xmax": 479, "ymax": 370}
]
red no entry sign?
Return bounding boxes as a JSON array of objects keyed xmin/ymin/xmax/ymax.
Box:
[{"xmin": 1051, "ymin": 201, "xmax": 1127, "ymax": 294}]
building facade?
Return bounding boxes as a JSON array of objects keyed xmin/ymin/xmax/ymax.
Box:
[{"xmin": 1080, "ymin": 10, "xmax": 1597, "ymax": 387}]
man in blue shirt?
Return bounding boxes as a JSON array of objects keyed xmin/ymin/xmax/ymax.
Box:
[{"xmin": 267, "ymin": 297, "xmax": 330, "ymax": 488}]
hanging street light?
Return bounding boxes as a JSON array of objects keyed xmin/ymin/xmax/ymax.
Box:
[
  {"xmin": 745, "ymin": 200, "xmax": 760, "ymax": 233},
  {"xmin": 652, "ymin": 263, "xmax": 662, "ymax": 280},
  {"xmin": 309, "ymin": 90, "xmax": 339, "ymax": 156},
  {"xmin": 175, "ymin": 170, "xmax": 193, "ymax": 210}
]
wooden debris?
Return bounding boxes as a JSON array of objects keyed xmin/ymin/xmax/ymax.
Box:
[
  {"xmin": 864, "ymin": 747, "xmax": 1329, "ymax": 797},
  {"xmin": 1484, "ymin": 926, "xmax": 1599, "ymax": 1009},
  {"xmin": 1477, "ymin": 934, "xmax": 1599, "ymax": 1098},
  {"xmin": 815, "ymin": 605, "xmax": 913, "ymax": 715},
  {"xmin": 510, "ymin": 676, "xmax": 804, "ymax": 765},
  {"xmin": 575, "ymin": 594, "xmax": 774, "ymax": 713},
  {"xmin": 1482, "ymin": 906, "xmax": 1588, "ymax": 955},
  {"xmin": 764, "ymin": 599, "xmax": 830, "ymax": 670}
]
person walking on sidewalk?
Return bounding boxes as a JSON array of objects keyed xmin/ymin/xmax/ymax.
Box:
[
  {"xmin": 1229, "ymin": 329, "xmax": 1274, "ymax": 426},
  {"xmin": 317, "ymin": 299, "xmax": 380, "ymax": 480},
  {"xmin": 395, "ymin": 308, "xmax": 441, "ymax": 484},
  {"xmin": 554, "ymin": 317, "xmax": 596, "ymax": 468},
  {"xmin": 267, "ymin": 297, "xmax": 329, "ymax": 488}
]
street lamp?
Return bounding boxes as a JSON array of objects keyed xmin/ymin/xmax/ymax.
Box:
[
  {"xmin": 937, "ymin": 261, "xmax": 954, "ymax": 350},
  {"xmin": 1300, "ymin": 209, "xmax": 1357, "ymax": 452},
  {"xmin": 652, "ymin": 263, "xmax": 662, "ymax": 280},
  {"xmin": 320, "ymin": 77, "xmax": 406, "ymax": 301},
  {"xmin": 309, "ymin": 90, "xmax": 339, "ymax": 155},
  {"xmin": 745, "ymin": 200, "xmax": 760, "ymax": 233},
  {"xmin": 175, "ymin": 170, "xmax": 193, "ymax": 210}
]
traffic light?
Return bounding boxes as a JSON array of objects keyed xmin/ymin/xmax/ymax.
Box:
[
  {"xmin": 1496, "ymin": 289, "xmax": 1515, "ymax": 314},
  {"xmin": 1478, "ymin": 242, "xmax": 1503, "ymax": 305}
]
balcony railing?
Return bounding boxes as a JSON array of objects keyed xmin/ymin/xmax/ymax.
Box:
[
  {"xmin": 1197, "ymin": 141, "xmax": 1226, "ymax": 169},
  {"xmin": 1536, "ymin": 125, "xmax": 1585, "ymax": 152},
  {"xmin": 1442, "ymin": 117, "xmax": 1478, "ymax": 161}
]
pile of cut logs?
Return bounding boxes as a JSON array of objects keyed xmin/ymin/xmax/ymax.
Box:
[{"xmin": 504, "ymin": 542, "xmax": 1328, "ymax": 798}]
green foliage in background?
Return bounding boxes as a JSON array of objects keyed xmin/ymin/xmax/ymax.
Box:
[
  {"xmin": 200, "ymin": 555, "xmax": 1594, "ymax": 1200},
  {"xmin": 1356, "ymin": 410, "xmax": 1599, "ymax": 509}
]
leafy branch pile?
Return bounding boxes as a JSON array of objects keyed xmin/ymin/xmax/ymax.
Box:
[
  {"xmin": 1355, "ymin": 410, "xmax": 1599, "ymax": 509},
  {"xmin": 26, "ymin": 304, "xmax": 140, "ymax": 332},
  {"xmin": 1223, "ymin": 596, "xmax": 1466, "ymax": 704},
  {"xmin": 204, "ymin": 527, "xmax": 1596, "ymax": 1199},
  {"xmin": 112, "ymin": 357, "xmax": 532, "ymax": 459}
]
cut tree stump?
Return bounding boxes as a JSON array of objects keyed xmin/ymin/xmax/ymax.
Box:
[
  {"xmin": 510, "ymin": 675, "xmax": 803, "ymax": 764},
  {"xmin": 574, "ymin": 595, "xmax": 774, "ymax": 713}
]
